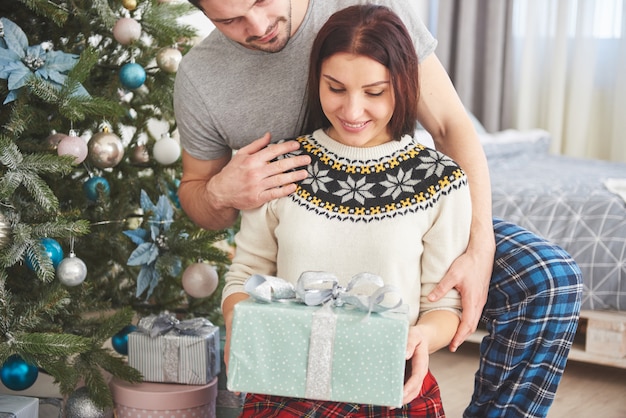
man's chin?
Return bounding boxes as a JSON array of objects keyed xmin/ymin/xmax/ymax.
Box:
[{"xmin": 248, "ymin": 37, "xmax": 289, "ymax": 53}]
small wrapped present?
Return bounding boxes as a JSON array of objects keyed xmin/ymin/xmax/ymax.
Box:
[
  {"xmin": 110, "ymin": 377, "xmax": 217, "ymax": 418},
  {"xmin": 128, "ymin": 313, "xmax": 220, "ymax": 385},
  {"xmin": 228, "ymin": 272, "xmax": 409, "ymax": 408},
  {"xmin": 0, "ymin": 394, "xmax": 39, "ymax": 418}
]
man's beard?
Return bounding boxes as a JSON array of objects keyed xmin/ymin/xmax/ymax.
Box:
[{"xmin": 245, "ymin": 17, "xmax": 292, "ymax": 53}]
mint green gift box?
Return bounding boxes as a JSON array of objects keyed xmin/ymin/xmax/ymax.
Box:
[{"xmin": 227, "ymin": 293, "xmax": 409, "ymax": 408}]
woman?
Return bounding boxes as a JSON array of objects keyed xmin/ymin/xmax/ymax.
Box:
[{"xmin": 222, "ymin": 5, "xmax": 471, "ymax": 417}]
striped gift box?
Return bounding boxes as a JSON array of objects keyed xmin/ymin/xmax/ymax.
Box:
[{"xmin": 128, "ymin": 324, "xmax": 220, "ymax": 385}]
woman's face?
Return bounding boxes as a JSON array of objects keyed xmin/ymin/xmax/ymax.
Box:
[{"xmin": 319, "ymin": 53, "xmax": 395, "ymax": 148}]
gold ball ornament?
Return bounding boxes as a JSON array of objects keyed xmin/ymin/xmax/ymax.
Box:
[
  {"xmin": 156, "ymin": 47, "xmax": 183, "ymax": 73},
  {"xmin": 182, "ymin": 263, "xmax": 219, "ymax": 299},
  {"xmin": 88, "ymin": 128, "xmax": 125, "ymax": 169},
  {"xmin": 122, "ymin": 0, "xmax": 138, "ymax": 11}
]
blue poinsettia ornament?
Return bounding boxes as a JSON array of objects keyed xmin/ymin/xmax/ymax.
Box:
[
  {"xmin": 123, "ymin": 190, "xmax": 182, "ymax": 299},
  {"xmin": 0, "ymin": 17, "xmax": 89, "ymax": 104}
]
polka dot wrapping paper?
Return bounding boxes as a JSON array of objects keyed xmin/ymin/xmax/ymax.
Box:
[{"xmin": 228, "ymin": 299, "xmax": 409, "ymax": 408}]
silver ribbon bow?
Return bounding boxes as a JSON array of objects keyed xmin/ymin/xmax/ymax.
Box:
[
  {"xmin": 137, "ymin": 312, "xmax": 213, "ymax": 338},
  {"xmin": 245, "ymin": 271, "xmax": 403, "ymax": 313}
]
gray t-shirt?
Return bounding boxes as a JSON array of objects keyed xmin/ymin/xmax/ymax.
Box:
[{"xmin": 174, "ymin": 0, "xmax": 437, "ymax": 161}]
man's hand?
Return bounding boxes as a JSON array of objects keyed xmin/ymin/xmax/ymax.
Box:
[
  {"xmin": 427, "ymin": 249, "xmax": 492, "ymax": 352},
  {"xmin": 211, "ymin": 133, "xmax": 311, "ymax": 211},
  {"xmin": 179, "ymin": 133, "xmax": 311, "ymax": 230}
]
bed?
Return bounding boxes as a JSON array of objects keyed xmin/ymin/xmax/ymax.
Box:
[{"xmin": 415, "ymin": 125, "xmax": 626, "ymax": 367}]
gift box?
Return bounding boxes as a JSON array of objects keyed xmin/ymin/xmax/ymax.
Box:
[
  {"xmin": 0, "ymin": 394, "xmax": 39, "ymax": 418},
  {"xmin": 128, "ymin": 314, "xmax": 220, "ymax": 385},
  {"xmin": 110, "ymin": 377, "xmax": 217, "ymax": 418},
  {"xmin": 228, "ymin": 273, "xmax": 409, "ymax": 408}
]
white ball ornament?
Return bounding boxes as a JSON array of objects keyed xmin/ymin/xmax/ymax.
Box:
[
  {"xmin": 156, "ymin": 47, "xmax": 183, "ymax": 73},
  {"xmin": 153, "ymin": 134, "xmax": 181, "ymax": 165},
  {"xmin": 113, "ymin": 17, "xmax": 142, "ymax": 45},
  {"xmin": 57, "ymin": 130, "xmax": 88, "ymax": 165},
  {"xmin": 182, "ymin": 263, "xmax": 219, "ymax": 299},
  {"xmin": 57, "ymin": 252, "xmax": 87, "ymax": 287},
  {"xmin": 88, "ymin": 128, "xmax": 125, "ymax": 169}
]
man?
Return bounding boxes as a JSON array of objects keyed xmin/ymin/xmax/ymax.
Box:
[{"xmin": 173, "ymin": 1, "xmax": 582, "ymax": 416}]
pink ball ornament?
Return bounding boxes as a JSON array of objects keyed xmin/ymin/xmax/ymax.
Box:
[
  {"xmin": 182, "ymin": 263, "xmax": 219, "ymax": 299},
  {"xmin": 57, "ymin": 132, "xmax": 88, "ymax": 164},
  {"xmin": 113, "ymin": 17, "xmax": 142, "ymax": 45}
]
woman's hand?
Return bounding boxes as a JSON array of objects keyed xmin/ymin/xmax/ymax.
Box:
[
  {"xmin": 401, "ymin": 310, "xmax": 461, "ymax": 405},
  {"xmin": 402, "ymin": 325, "xmax": 431, "ymax": 405}
]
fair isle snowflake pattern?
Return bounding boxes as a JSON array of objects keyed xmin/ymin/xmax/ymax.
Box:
[{"xmin": 283, "ymin": 134, "xmax": 467, "ymax": 222}]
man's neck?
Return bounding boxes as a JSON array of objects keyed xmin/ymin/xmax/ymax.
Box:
[{"xmin": 290, "ymin": 0, "xmax": 310, "ymax": 36}]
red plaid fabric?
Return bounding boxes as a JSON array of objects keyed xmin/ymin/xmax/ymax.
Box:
[{"xmin": 240, "ymin": 369, "xmax": 445, "ymax": 418}]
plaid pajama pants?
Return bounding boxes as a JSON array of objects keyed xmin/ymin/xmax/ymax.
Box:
[{"xmin": 463, "ymin": 218, "xmax": 583, "ymax": 417}]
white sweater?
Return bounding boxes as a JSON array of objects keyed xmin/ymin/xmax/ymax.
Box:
[{"xmin": 222, "ymin": 129, "xmax": 471, "ymax": 324}]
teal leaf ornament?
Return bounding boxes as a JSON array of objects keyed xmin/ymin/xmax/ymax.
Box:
[
  {"xmin": 0, "ymin": 18, "xmax": 89, "ymax": 104},
  {"xmin": 123, "ymin": 190, "xmax": 179, "ymax": 299}
]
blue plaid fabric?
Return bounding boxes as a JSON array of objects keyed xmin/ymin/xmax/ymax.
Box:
[{"xmin": 464, "ymin": 218, "xmax": 583, "ymax": 418}]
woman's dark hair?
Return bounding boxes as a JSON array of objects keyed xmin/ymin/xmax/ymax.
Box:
[{"xmin": 305, "ymin": 4, "xmax": 420, "ymax": 140}]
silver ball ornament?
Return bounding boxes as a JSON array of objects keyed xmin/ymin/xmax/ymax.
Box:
[
  {"xmin": 57, "ymin": 252, "xmax": 87, "ymax": 287},
  {"xmin": 129, "ymin": 143, "xmax": 150, "ymax": 166},
  {"xmin": 182, "ymin": 262, "xmax": 219, "ymax": 298},
  {"xmin": 156, "ymin": 47, "xmax": 182, "ymax": 73},
  {"xmin": 0, "ymin": 212, "xmax": 10, "ymax": 250},
  {"xmin": 65, "ymin": 387, "xmax": 113, "ymax": 418},
  {"xmin": 88, "ymin": 129, "xmax": 125, "ymax": 169},
  {"xmin": 112, "ymin": 17, "xmax": 141, "ymax": 45}
]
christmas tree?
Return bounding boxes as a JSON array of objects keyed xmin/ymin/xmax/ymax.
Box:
[{"xmin": 0, "ymin": 0, "xmax": 231, "ymax": 409}]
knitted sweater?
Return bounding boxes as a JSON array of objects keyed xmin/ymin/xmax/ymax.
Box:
[{"xmin": 223, "ymin": 130, "xmax": 471, "ymax": 324}]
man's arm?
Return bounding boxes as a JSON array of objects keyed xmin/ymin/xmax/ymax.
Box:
[
  {"xmin": 416, "ymin": 54, "xmax": 496, "ymax": 351},
  {"xmin": 178, "ymin": 133, "xmax": 311, "ymax": 231}
]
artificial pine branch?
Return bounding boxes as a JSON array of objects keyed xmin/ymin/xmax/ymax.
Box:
[{"xmin": 15, "ymin": 0, "xmax": 70, "ymax": 26}]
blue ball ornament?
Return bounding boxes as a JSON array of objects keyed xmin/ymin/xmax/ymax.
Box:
[
  {"xmin": 111, "ymin": 325, "xmax": 137, "ymax": 355},
  {"xmin": 83, "ymin": 176, "xmax": 111, "ymax": 202},
  {"xmin": 119, "ymin": 63, "xmax": 146, "ymax": 89},
  {"xmin": 26, "ymin": 237, "xmax": 64, "ymax": 271},
  {"xmin": 0, "ymin": 355, "xmax": 39, "ymax": 391}
]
